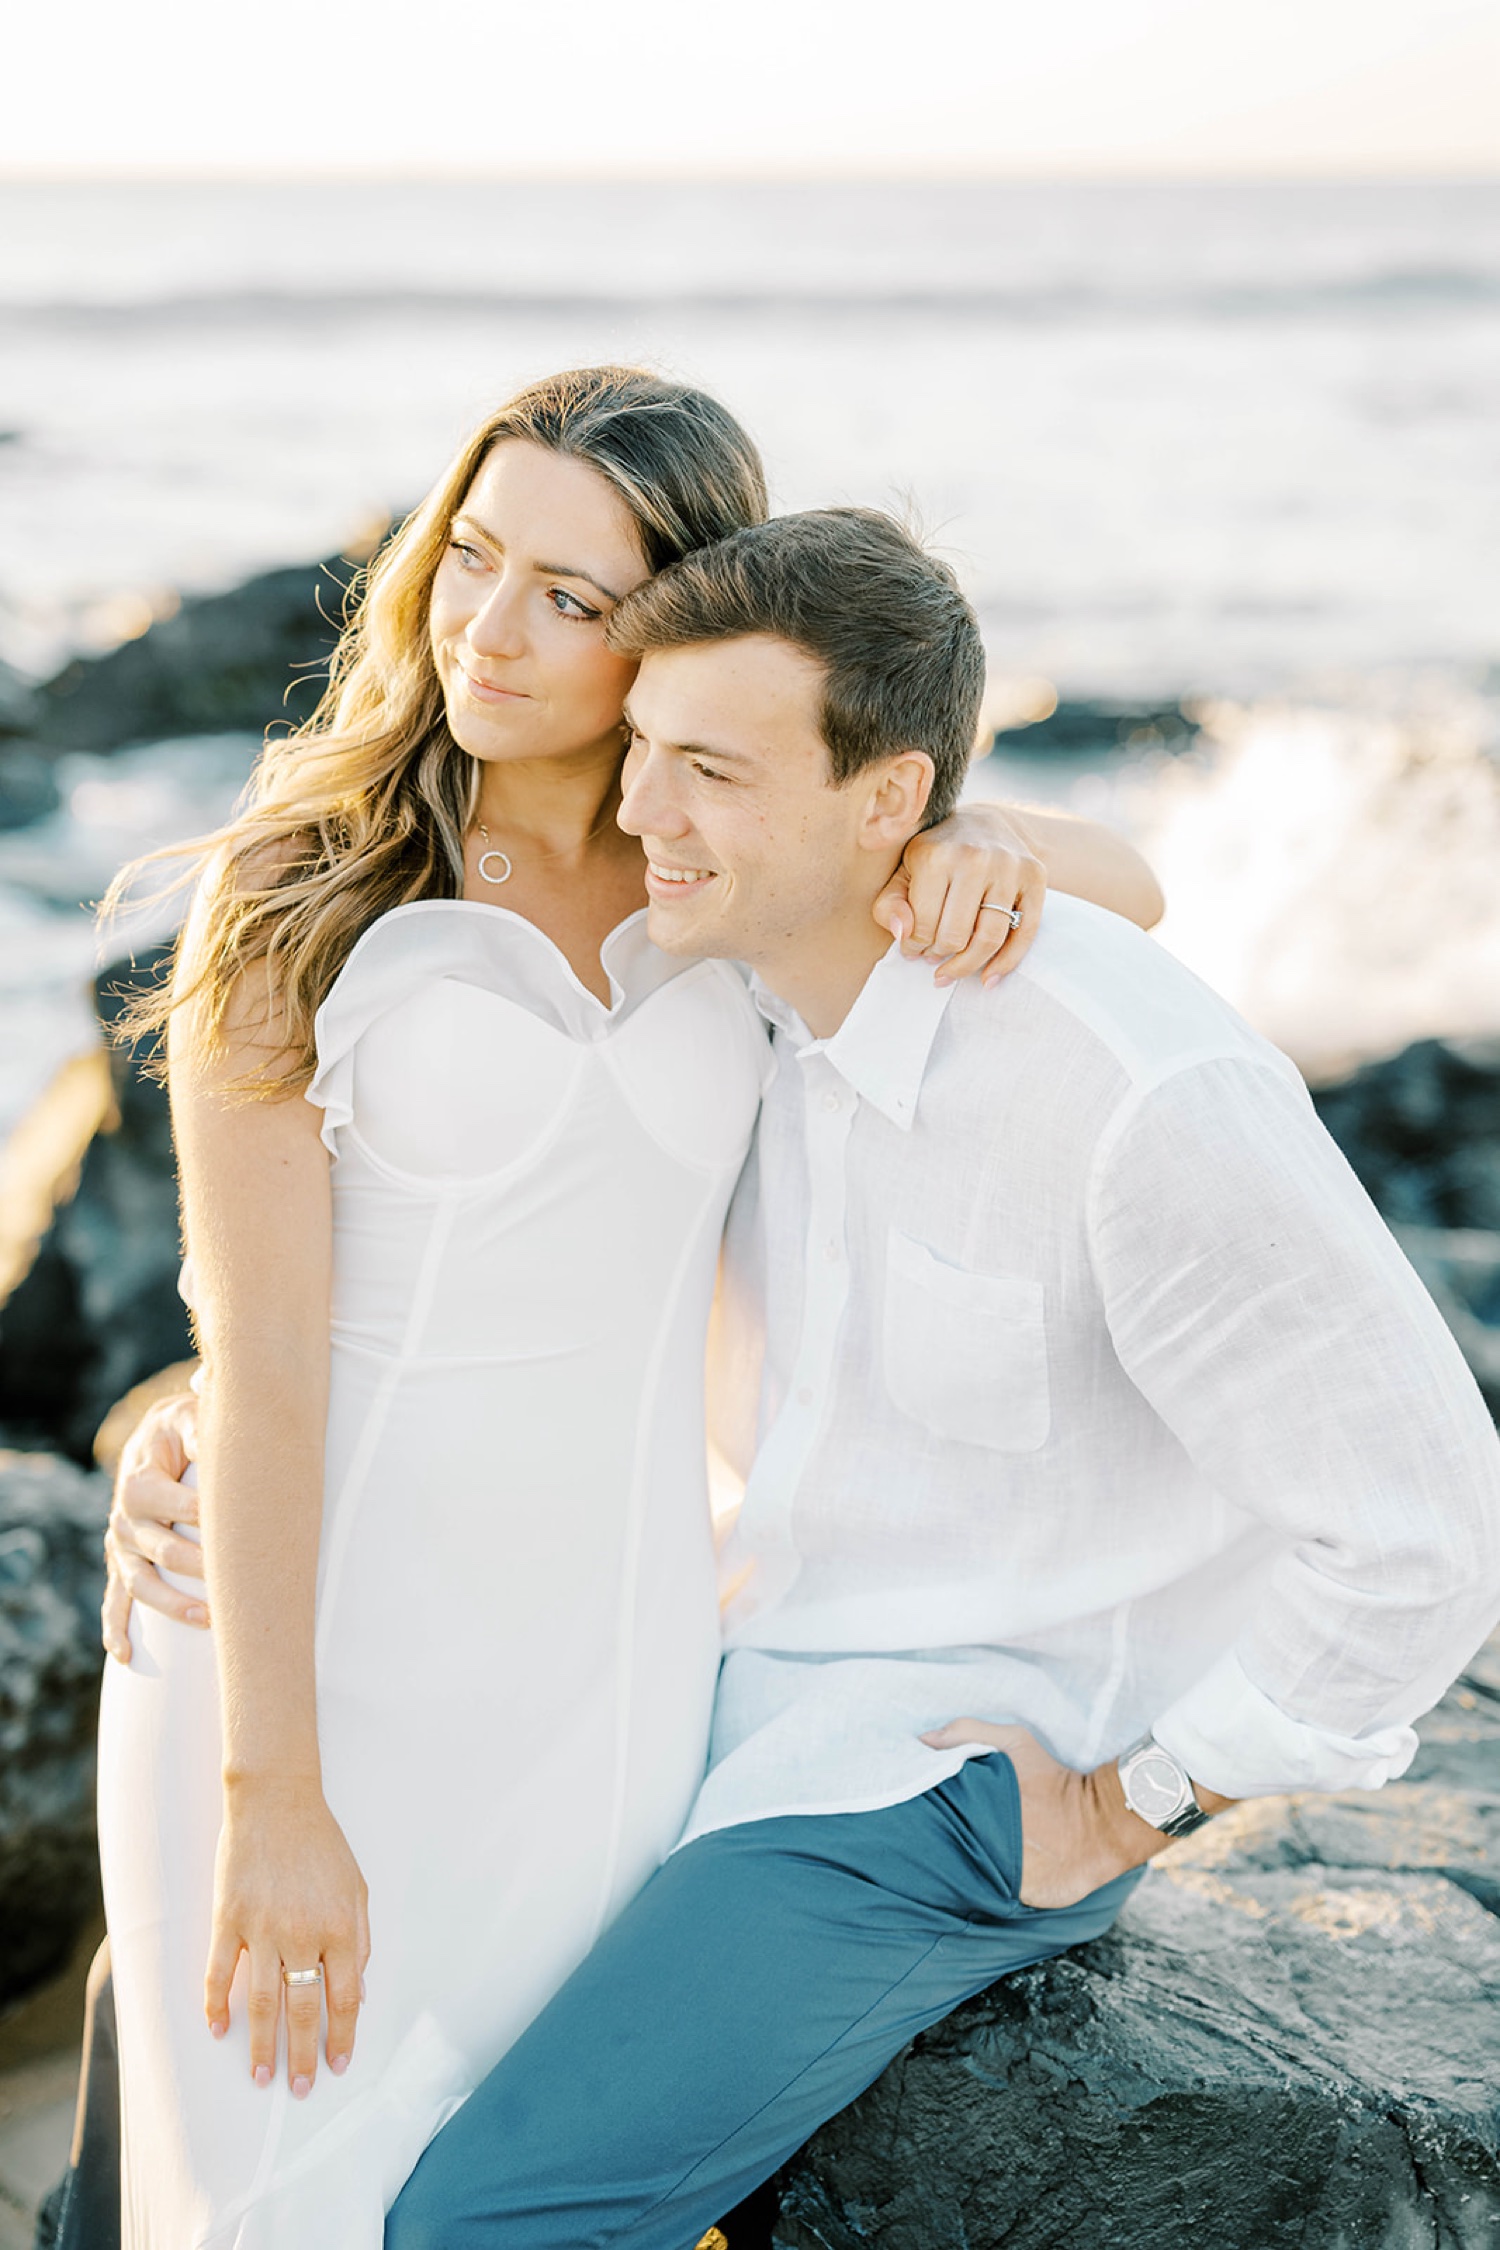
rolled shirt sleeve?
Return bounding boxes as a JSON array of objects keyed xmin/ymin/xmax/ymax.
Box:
[{"xmin": 1088, "ymin": 1054, "xmax": 1500, "ymax": 1799}]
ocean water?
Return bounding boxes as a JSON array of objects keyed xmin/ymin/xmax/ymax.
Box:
[{"xmin": 2, "ymin": 177, "xmax": 1498, "ymax": 1136}]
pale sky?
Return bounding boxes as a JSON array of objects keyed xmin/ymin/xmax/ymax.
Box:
[{"xmin": 7, "ymin": 0, "xmax": 1498, "ymax": 176}]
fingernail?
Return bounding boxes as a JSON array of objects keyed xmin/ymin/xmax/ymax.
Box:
[
  {"xmin": 329, "ymin": 2053, "xmax": 349, "ymax": 2076},
  {"xmin": 186, "ymin": 1606, "xmax": 209, "ymax": 1626},
  {"xmin": 210, "ymin": 2020, "xmax": 226, "ymax": 2040},
  {"xmin": 254, "ymin": 2064, "xmax": 271, "ymax": 2088},
  {"xmin": 292, "ymin": 2075, "xmax": 311, "ymax": 2101},
  {"xmin": 933, "ymin": 972, "xmax": 953, "ymax": 988},
  {"xmin": 983, "ymin": 973, "xmax": 1000, "ymax": 990}
]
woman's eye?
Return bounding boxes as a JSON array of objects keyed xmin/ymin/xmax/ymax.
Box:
[
  {"xmin": 448, "ymin": 540, "xmax": 485, "ymax": 571},
  {"xmin": 549, "ymin": 588, "xmax": 602, "ymax": 622}
]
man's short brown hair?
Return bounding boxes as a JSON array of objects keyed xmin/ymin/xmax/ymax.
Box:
[{"xmin": 606, "ymin": 508, "xmax": 985, "ymax": 826}]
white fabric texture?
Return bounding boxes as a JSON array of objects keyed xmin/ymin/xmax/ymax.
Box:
[
  {"xmin": 96, "ymin": 900, "xmax": 769, "ymax": 2250},
  {"xmin": 686, "ymin": 894, "xmax": 1500, "ymax": 1845}
]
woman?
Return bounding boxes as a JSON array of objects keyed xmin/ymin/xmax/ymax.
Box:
[{"xmin": 93, "ymin": 365, "xmax": 1163, "ymax": 2249}]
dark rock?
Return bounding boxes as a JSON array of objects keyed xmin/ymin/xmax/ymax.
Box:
[
  {"xmin": 0, "ymin": 949, "xmax": 191, "ymax": 1461},
  {"xmin": 1310, "ymin": 1038, "xmax": 1500, "ymax": 1417},
  {"xmin": 0, "ymin": 1449, "xmax": 108, "ymax": 2006},
  {"xmin": 775, "ymin": 1867, "xmax": 1500, "ymax": 2250},
  {"xmin": 0, "ymin": 742, "xmax": 60, "ymax": 828},
  {"xmin": 1172, "ymin": 1779, "xmax": 1500, "ymax": 1920},
  {"xmin": 1311, "ymin": 1037, "xmax": 1500, "ymax": 1234},
  {"xmin": 985, "ymin": 700, "xmax": 1198, "ymax": 761},
  {"xmin": 1392, "ymin": 1226, "xmax": 1500, "ymax": 1416},
  {"xmin": 1404, "ymin": 1643, "xmax": 1500, "ymax": 1794},
  {"xmin": 770, "ymin": 1641, "xmax": 1500, "ymax": 2250},
  {"xmin": 0, "ymin": 654, "xmax": 40, "ymax": 741},
  {"xmin": 31, "ymin": 557, "xmax": 352, "ymax": 753}
]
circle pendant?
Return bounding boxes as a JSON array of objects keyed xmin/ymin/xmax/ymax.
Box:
[{"xmin": 476, "ymin": 849, "xmax": 513, "ymax": 885}]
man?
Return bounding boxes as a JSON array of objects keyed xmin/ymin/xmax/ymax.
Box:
[{"xmin": 379, "ymin": 507, "xmax": 1500, "ymax": 2245}]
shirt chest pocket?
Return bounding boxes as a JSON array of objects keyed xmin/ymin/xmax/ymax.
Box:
[{"xmin": 882, "ymin": 1230, "xmax": 1051, "ymax": 1453}]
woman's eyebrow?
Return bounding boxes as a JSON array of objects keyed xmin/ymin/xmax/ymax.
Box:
[
  {"xmin": 449, "ymin": 517, "xmax": 622, "ymax": 605},
  {"xmin": 531, "ymin": 559, "xmax": 623, "ymax": 604}
]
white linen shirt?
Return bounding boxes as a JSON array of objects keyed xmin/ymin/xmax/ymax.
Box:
[{"xmin": 681, "ymin": 894, "xmax": 1500, "ymax": 1847}]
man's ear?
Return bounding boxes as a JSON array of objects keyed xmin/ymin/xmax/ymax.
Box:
[{"xmin": 858, "ymin": 751, "xmax": 935, "ymax": 852}]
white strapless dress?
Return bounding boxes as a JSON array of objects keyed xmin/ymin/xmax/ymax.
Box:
[{"xmin": 96, "ymin": 902, "xmax": 769, "ymax": 2249}]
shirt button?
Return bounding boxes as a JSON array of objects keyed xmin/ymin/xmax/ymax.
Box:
[
  {"xmin": 821, "ymin": 1091, "xmax": 841, "ymax": 1113},
  {"xmin": 797, "ymin": 1385, "xmax": 813, "ymax": 1406}
]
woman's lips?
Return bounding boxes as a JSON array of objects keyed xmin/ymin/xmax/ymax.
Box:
[{"xmin": 458, "ymin": 664, "xmax": 529, "ymax": 705}]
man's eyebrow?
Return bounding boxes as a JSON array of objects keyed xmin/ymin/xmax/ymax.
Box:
[
  {"xmin": 448, "ymin": 517, "xmax": 623, "ymax": 605},
  {"xmin": 680, "ymin": 740, "xmax": 756, "ymax": 767},
  {"xmin": 636, "ymin": 730, "xmax": 757, "ymax": 769}
]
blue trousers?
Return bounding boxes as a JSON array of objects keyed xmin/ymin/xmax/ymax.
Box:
[{"xmin": 385, "ymin": 1755, "xmax": 1140, "ymax": 2250}]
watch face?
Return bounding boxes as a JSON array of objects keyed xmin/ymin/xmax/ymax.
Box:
[{"xmin": 1128, "ymin": 1749, "xmax": 1186, "ymax": 1824}]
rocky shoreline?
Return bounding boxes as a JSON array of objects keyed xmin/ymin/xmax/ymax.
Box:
[{"xmin": 1, "ymin": 572, "xmax": 1497, "ymax": 2245}]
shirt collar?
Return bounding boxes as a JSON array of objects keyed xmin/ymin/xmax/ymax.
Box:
[{"xmin": 748, "ymin": 940, "xmax": 955, "ymax": 1130}]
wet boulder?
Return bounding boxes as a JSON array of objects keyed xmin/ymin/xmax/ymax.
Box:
[
  {"xmin": 775, "ymin": 1865, "xmax": 1500, "ymax": 2250},
  {"xmin": 771, "ymin": 1637, "xmax": 1500, "ymax": 2250},
  {"xmin": 1311, "ymin": 1038, "xmax": 1500, "ymax": 1416},
  {"xmin": 0, "ymin": 950, "xmax": 191, "ymax": 1462},
  {"xmin": 0, "ymin": 1448, "xmax": 109, "ymax": 2004},
  {"xmin": 30, "ymin": 557, "xmax": 349, "ymax": 754},
  {"xmin": 1311, "ymin": 1036, "xmax": 1500, "ymax": 1235}
]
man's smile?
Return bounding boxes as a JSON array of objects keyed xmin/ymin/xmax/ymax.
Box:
[{"xmin": 645, "ymin": 860, "xmax": 719, "ymax": 897}]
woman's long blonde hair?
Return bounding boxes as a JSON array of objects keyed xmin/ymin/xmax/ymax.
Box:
[{"xmin": 110, "ymin": 366, "xmax": 769, "ymax": 1091}]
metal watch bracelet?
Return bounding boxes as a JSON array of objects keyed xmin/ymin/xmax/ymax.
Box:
[{"xmin": 1116, "ymin": 1731, "xmax": 1212, "ymax": 1839}]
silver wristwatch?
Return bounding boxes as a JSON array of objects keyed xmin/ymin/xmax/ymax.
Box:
[{"xmin": 1117, "ymin": 1732, "xmax": 1211, "ymax": 1839}]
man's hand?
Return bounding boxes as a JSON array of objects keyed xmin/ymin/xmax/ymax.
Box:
[
  {"xmin": 920, "ymin": 1718, "xmax": 1233, "ymax": 1909},
  {"xmin": 102, "ymin": 1392, "xmax": 208, "ymax": 1663}
]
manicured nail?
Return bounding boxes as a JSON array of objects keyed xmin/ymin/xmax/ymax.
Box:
[
  {"xmin": 329, "ymin": 2053, "xmax": 349, "ymax": 2076},
  {"xmin": 983, "ymin": 973, "xmax": 1001, "ymax": 990},
  {"xmin": 254, "ymin": 2064, "xmax": 271, "ymax": 2088},
  {"xmin": 186, "ymin": 1605, "xmax": 209, "ymax": 1626},
  {"xmin": 210, "ymin": 2019, "xmax": 226, "ymax": 2040},
  {"xmin": 292, "ymin": 2075, "xmax": 311, "ymax": 2101},
  {"xmin": 933, "ymin": 972, "xmax": 953, "ymax": 987}
]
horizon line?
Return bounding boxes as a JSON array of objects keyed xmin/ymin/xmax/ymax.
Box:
[{"xmin": 4, "ymin": 163, "xmax": 1499, "ymax": 188}]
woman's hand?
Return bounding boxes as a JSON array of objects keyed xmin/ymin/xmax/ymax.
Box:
[
  {"xmin": 206, "ymin": 1776, "xmax": 370, "ymax": 2096},
  {"xmin": 876, "ymin": 803, "xmax": 1046, "ymax": 987},
  {"xmin": 103, "ymin": 1392, "xmax": 208, "ymax": 1662}
]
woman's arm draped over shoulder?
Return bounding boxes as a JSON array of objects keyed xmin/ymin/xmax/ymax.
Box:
[
  {"xmin": 170, "ymin": 879, "xmax": 368, "ymax": 2095},
  {"xmin": 882, "ymin": 800, "xmax": 1163, "ymax": 987},
  {"xmin": 1007, "ymin": 803, "xmax": 1163, "ymax": 930}
]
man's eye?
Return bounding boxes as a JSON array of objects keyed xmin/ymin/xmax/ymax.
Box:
[
  {"xmin": 691, "ymin": 761, "xmax": 729, "ymax": 783},
  {"xmin": 550, "ymin": 588, "xmax": 602, "ymax": 621}
]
